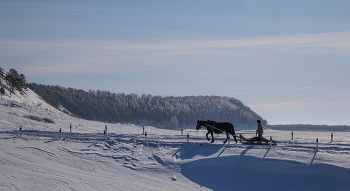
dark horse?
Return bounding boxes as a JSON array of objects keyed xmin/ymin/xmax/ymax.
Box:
[{"xmin": 196, "ymin": 120, "xmax": 237, "ymax": 144}]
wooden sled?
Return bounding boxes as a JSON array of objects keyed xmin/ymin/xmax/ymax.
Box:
[{"xmin": 239, "ymin": 134, "xmax": 277, "ymax": 146}]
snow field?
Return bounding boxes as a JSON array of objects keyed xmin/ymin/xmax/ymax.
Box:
[{"xmin": 1, "ymin": 89, "xmax": 350, "ymax": 190}]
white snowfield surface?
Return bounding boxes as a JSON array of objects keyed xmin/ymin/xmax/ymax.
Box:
[{"xmin": 1, "ymin": 89, "xmax": 350, "ymax": 191}]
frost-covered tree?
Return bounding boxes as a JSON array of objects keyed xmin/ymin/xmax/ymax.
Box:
[
  {"xmin": 171, "ymin": 116, "xmax": 178, "ymax": 126},
  {"xmin": 30, "ymin": 83, "xmax": 268, "ymax": 126}
]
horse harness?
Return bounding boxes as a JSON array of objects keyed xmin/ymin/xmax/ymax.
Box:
[{"xmin": 205, "ymin": 121, "xmax": 238, "ymax": 138}]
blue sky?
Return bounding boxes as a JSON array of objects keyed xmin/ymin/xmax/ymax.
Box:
[{"xmin": 1, "ymin": 0, "xmax": 350, "ymax": 125}]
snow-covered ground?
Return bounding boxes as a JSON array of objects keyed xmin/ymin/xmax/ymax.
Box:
[{"xmin": 1, "ymin": 88, "xmax": 350, "ymax": 190}]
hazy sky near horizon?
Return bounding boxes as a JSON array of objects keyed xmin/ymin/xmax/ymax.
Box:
[{"xmin": 1, "ymin": 0, "xmax": 350, "ymax": 125}]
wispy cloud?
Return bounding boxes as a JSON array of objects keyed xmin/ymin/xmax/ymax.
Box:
[
  {"xmin": 249, "ymin": 101, "xmax": 350, "ymax": 112},
  {"xmin": 0, "ymin": 2, "xmax": 152, "ymax": 15},
  {"xmin": 88, "ymin": 32, "xmax": 350, "ymax": 54},
  {"xmin": 2, "ymin": 31, "xmax": 350, "ymax": 52},
  {"xmin": 219, "ymin": 86, "xmax": 324, "ymax": 96},
  {"xmin": 2, "ymin": 31, "xmax": 350, "ymax": 74}
]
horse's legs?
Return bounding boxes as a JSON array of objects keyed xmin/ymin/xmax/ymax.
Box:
[
  {"xmin": 223, "ymin": 133, "xmax": 229, "ymax": 144},
  {"xmin": 210, "ymin": 132, "xmax": 214, "ymax": 143},
  {"xmin": 232, "ymin": 133, "xmax": 238, "ymax": 143},
  {"xmin": 206, "ymin": 132, "xmax": 210, "ymax": 141},
  {"xmin": 231, "ymin": 126, "xmax": 238, "ymax": 143}
]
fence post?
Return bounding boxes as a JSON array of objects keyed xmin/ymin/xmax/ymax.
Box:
[
  {"xmin": 316, "ymin": 138, "xmax": 318, "ymax": 150},
  {"xmin": 331, "ymin": 133, "xmax": 333, "ymax": 143},
  {"xmin": 181, "ymin": 128, "xmax": 183, "ymax": 136},
  {"xmin": 104, "ymin": 130, "xmax": 106, "ymax": 141},
  {"xmin": 142, "ymin": 126, "xmax": 145, "ymax": 135},
  {"xmin": 270, "ymin": 136, "xmax": 272, "ymax": 147},
  {"xmin": 145, "ymin": 132, "xmax": 147, "ymax": 142},
  {"xmin": 291, "ymin": 131, "xmax": 293, "ymax": 140},
  {"xmin": 59, "ymin": 128, "xmax": 61, "ymax": 140},
  {"xmin": 70, "ymin": 124, "xmax": 72, "ymax": 133},
  {"xmin": 187, "ymin": 133, "xmax": 189, "ymax": 143},
  {"xmin": 19, "ymin": 127, "xmax": 22, "ymax": 138},
  {"xmin": 105, "ymin": 125, "xmax": 107, "ymax": 134}
]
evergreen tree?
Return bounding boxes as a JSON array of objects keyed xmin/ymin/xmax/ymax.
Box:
[
  {"xmin": 5, "ymin": 68, "xmax": 27, "ymax": 93},
  {"xmin": 0, "ymin": 67, "xmax": 5, "ymax": 83},
  {"xmin": 0, "ymin": 87, "xmax": 5, "ymax": 99}
]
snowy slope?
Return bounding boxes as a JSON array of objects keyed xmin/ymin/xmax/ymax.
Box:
[{"xmin": 1, "ymin": 88, "xmax": 350, "ymax": 190}]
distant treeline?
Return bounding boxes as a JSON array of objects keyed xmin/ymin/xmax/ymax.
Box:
[
  {"xmin": 29, "ymin": 83, "xmax": 267, "ymax": 127},
  {"xmin": 269, "ymin": 124, "xmax": 350, "ymax": 132}
]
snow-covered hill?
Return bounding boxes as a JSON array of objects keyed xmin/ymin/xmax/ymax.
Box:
[
  {"xmin": 1, "ymin": 87, "xmax": 350, "ymax": 190},
  {"xmin": 30, "ymin": 83, "xmax": 267, "ymax": 128}
]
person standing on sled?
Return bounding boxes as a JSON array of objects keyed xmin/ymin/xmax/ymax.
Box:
[{"xmin": 257, "ymin": 120, "xmax": 263, "ymax": 143}]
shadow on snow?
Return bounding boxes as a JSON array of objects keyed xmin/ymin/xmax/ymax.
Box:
[{"xmin": 181, "ymin": 155, "xmax": 350, "ymax": 191}]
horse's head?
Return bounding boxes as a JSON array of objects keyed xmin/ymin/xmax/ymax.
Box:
[{"xmin": 196, "ymin": 120, "xmax": 206, "ymax": 130}]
